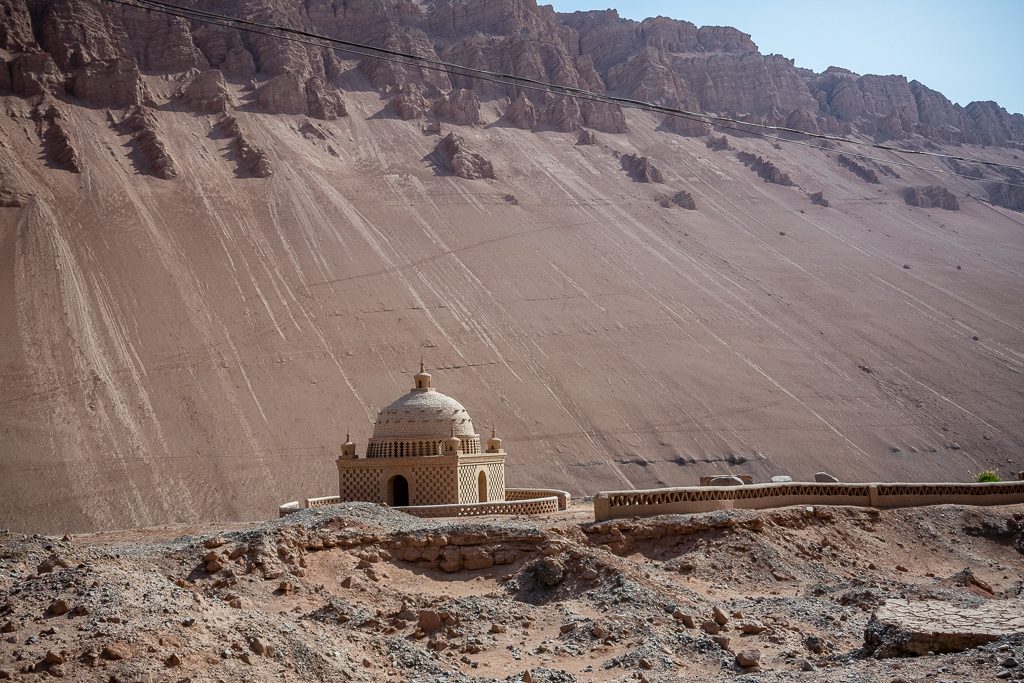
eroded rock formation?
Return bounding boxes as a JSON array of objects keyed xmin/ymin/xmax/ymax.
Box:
[
  {"xmin": 903, "ymin": 186, "xmax": 959, "ymax": 210},
  {"xmin": 219, "ymin": 115, "xmax": 272, "ymax": 178},
  {"xmin": 433, "ymin": 132, "xmax": 494, "ymax": 180},
  {"xmin": 179, "ymin": 69, "xmax": 233, "ymax": 114},
  {"xmin": 37, "ymin": 105, "xmax": 81, "ymax": 173},
  {"xmin": 836, "ymin": 154, "xmax": 880, "ymax": 184},
  {"xmin": 809, "ymin": 191, "xmax": 829, "ymax": 207},
  {"xmin": 736, "ymin": 151, "xmax": 793, "ymax": 186},
  {"xmin": 69, "ymin": 58, "xmax": 149, "ymax": 108},
  {"xmin": 432, "ymin": 88, "xmax": 481, "ymax": 126},
  {"xmin": 0, "ymin": 0, "xmax": 1018, "ymax": 149},
  {"xmin": 390, "ymin": 84, "xmax": 431, "ymax": 120},
  {"xmin": 502, "ymin": 92, "xmax": 538, "ymax": 129},
  {"xmin": 257, "ymin": 74, "xmax": 346, "ymax": 120},
  {"xmin": 706, "ymin": 135, "xmax": 732, "ymax": 151},
  {"xmin": 657, "ymin": 190, "xmax": 697, "ymax": 209},
  {"xmin": 120, "ymin": 105, "xmax": 177, "ymax": 179},
  {"xmin": 620, "ymin": 153, "xmax": 664, "ymax": 183},
  {"xmin": 988, "ymin": 181, "xmax": 1024, "ymax": 212}
]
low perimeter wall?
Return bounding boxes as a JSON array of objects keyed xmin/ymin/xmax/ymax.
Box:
[
  {"xmin": 593, "ymin": 481, "xmax": 1024, "ymax": 522},
  {"xmin": 279, "ymin": 488, "xmax": 570, "ymax": 518}
]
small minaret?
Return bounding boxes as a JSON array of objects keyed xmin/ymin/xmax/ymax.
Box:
[
  {"xmin": 340, "ymin": 430, "xmax": 356, "ymax": 458},
  {"xmin": 413, "ymin": 358, "xmax": 433, "ymax": 392},
  {"xmin": 486, "ymin": 425, "xmax": 503, "ymax": 454},
  {"xmin": 445, "ymin": 424, "xmax": 461, "ymax": 455}
]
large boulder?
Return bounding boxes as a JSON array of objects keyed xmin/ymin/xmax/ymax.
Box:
[
  {"xmin": 864, "ymin": 599, "xmax": 1024, "ymax": 657},
  {"xmin": 433, "ymin": 133, "xmax": 494, "ymax": 180}
]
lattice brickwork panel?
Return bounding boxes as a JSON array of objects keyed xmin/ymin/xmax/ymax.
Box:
[
  {"xmin": 340, "ymin": 468, "xmax": 382, "ymax": 503},
  {"xmin": 412, "ymin": 465, "xmax": 457, "ymax": 505}
]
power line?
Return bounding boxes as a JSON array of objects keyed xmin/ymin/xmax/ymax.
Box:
[{"xmin": 107, "ymin": 0, "xmax": 1024, "ymax": 178}]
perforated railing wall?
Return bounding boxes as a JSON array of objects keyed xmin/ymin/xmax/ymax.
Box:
[{"xmin": 594, "ymin": 481, "xmax": 1024, "ymax": 521}]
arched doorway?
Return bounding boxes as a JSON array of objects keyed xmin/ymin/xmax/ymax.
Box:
[
  {"xmin": 477, "ymin": 470, "xmax": 488, "ymax": 503},
  {"xmin": 387, "ymin": 475, "xmax": 409, "ymax": 506}
]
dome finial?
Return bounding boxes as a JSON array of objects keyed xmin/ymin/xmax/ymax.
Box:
[{"xmin": 413, "ymin": 357, "xmax": 432, "ymax": 391}]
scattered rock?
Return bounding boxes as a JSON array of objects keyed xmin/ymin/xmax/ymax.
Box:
[
  {"xmin": 37, "ymin": 554, "xmax": 71, "ymax": 575},
  {"xmin": 418, "ymin": 610, "xmax": 443, "ymax": 633},
  {"xmin": 532, "ymin": 558, "xmax": 566, "ymax": 587},
  {"xmin": 736, "ymin": 649, "xmax": 760, "ymax": 668},
  {"xmin": 809, "ymin": 191, "xmax": 829, "ymax": 207},
  {"xmin": 47, "ymin": 599, "xmax": 69, "ymax": 616},
  {"xmin": 101, "ymin": 643, "xmax": 130, "ymax": 660},
  {"xmin": 814, "ymin": 472, "xmax": 840, "ymax": 483},
  {"xmin": 739, "ymin": 621, "xmax": 767, "ymax": 635}
]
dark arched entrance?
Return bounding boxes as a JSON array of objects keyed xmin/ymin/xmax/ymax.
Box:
[
  {"xmin": 387, "ymin": 475, "xmax": 409, "ymax": 506},
  {"xmin": 478, "ymin": 470, "xmax": 488, "ymax": 503}
]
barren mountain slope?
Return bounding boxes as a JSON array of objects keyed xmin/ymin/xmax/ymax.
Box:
[{"xmin": 1, "ymin": 0, "xmax": 1023, "ymax": 533}]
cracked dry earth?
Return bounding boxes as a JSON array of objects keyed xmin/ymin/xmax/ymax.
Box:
[{"xmin": 1, "ymin": 502, "xmax": 1023, "ymax": 682}]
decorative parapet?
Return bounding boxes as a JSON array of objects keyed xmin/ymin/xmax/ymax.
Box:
[
  {"xmin": 395, "ymin": 495, "xmax": 559, "ymax": 518},
  {"xmin": 278, "ymin": 489, "xmax": 568, "ymax": 518},
  {"xmin": 278, "ymin": 500, "xmax": 302, "ymax": 517},
  {"xmin": 593, "ymin": 481, "xmax": 1024, "ymax": 522},
  {"xmin": 505, "ymin": 487, "xmax": 571, "ymax": 510}
]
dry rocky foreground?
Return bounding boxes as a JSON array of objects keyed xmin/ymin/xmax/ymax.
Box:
[{"xmin": 1, "ymin": 501, "xmax": 1023, "ymax": 682}]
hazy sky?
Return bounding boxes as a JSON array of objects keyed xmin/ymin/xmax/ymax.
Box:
[{"xmin": 547, "ymin": 1, "xmax": 1024, "ymax": 115}]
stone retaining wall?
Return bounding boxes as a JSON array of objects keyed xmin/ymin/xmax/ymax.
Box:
[{"xmin": 593, "ymin": 481, "xmax": 1024, "ymax": 521}]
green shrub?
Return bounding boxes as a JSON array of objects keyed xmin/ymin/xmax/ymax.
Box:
[{"xmin": 975, "ymin": 470, "xmax": 1001, "ymax": 483}]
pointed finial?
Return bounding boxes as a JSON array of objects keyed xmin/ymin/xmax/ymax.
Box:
[
  {"xmin": 346, "ymin": 429, "xmax": 351, "ymax": 442},
  {"xmin": 450, "ymin": 423, "xmax": 455, "ymax": 438},
  {"xmin": 491, "ymin": 424, "xmax": 496, "ymax": 439},
  {"xmin": 420, "ymin": 356, "xmax": 424, "ymax": 373}
]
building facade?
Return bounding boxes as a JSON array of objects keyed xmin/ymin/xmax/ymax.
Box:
[{"xmin": 336, "ymin": 364, "xmax": 506, "ymax": 507}]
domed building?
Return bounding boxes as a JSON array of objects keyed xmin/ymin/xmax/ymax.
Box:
[{"xmin": 336, "ymin": 363, "xmax": 507, "ymax": 507}]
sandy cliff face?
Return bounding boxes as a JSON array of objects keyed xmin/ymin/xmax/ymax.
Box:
[{"xmin": 0, "ymin": 0, "xmax": 1022, "ymax": 533}]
